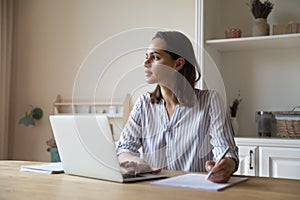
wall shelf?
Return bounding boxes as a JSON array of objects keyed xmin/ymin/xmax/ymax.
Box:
[
  {"xmin": 53, "ymin": 94, "xmax": 132, "ymax": 135},
  {"xmin": 54, "ymin": 102, "xmax": 124, "ymax": 106},
  {"xmin": 206, "ymin": 33, "xmax": 300, "ymax": 52}
]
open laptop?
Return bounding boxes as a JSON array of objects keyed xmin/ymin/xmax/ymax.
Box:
[{"xmin": 49, "ymin": 114, "xmax": 167, "ymax": 182}]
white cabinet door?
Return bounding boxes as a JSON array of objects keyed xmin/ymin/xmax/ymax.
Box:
[
  {"xmin": 234, "ymin": 146, "xmax": 258, "ymax": 176},
  {"xmin": 260, "ymin": 147, "xmax": 300, "ymax": 180}
]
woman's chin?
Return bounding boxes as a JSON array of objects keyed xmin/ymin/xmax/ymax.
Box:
[{"xmin": 145, "ymin": 78, "xmax": 156, "ymax": 84}]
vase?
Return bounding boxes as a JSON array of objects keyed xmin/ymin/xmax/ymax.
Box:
[
  {"xmin": 230, "ymin": 117, "xmax": 239, "ymax": 136},
  {"xmin": 252, "ymin": 18, "xmax": 270, "ymax": 36}
]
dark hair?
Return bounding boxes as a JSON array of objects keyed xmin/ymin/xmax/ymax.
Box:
[{"xmin": 149, "ymin": 31, "xmax": 201, "ymax": 106}]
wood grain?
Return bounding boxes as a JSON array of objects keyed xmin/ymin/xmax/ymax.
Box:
[{"xmin": 0, "ymin": 161, "xmax": 299, "ymax": 200}]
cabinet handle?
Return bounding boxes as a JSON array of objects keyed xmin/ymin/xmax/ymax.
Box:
[{"xmin": 249, "ymin": 150, "xmax": 254, "ymax": 170}]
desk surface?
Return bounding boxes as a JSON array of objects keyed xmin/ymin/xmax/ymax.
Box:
[{"xmin": 1, "ymin": 161, "xmax": 300, "ymax": 200}]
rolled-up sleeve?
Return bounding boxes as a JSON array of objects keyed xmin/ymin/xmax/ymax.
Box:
[
  {"xmin": 208, "ymin": 91, "xmax": 239, "ymax": 171},
  {"xmin": 116, "ymin": 96, "xmax": 144, "ymax": 157}
]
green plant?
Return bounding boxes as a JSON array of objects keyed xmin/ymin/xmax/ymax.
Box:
[
  {"xmin": 247, "ymin": 0, "xmax": 274, "ymax": 19},
  {"xmin": 230, "ymin": 91, "xmax": 242, "ymax": 118}
]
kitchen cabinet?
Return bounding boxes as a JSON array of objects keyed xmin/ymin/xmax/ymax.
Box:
[
  {"xmin": 198, "ymin": 0, "xmax": 300, "ymax": 136},
  {"xmin": 259, "ymin": 147, "xmax": 300, "ymax": 180},
  {"xmin": 234, "ymin": 145, "xmax": 258, "ymax": 176},
  {"xmin": 234, "ymin": 137, "xmax": 300, "ymax": 180}
]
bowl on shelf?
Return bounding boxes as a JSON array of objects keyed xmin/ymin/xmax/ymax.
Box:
[{"xmin": 225, "ymin": 28, "xmax": 242, "ymax": 39}]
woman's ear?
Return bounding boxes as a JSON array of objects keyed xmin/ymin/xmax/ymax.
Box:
[{"xmin": 175, "ymin": 57, "xmax": 185, "ymax": 71}]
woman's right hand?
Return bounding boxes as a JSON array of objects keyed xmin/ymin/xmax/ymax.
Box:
[{"xmin": 118, "ymin": 152, "xmax": 160, "ymax": 176}]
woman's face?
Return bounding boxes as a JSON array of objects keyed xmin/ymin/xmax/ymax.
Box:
[{"xmin": 144, "ymin": 38, "xmax": 178, "ymax": 85}]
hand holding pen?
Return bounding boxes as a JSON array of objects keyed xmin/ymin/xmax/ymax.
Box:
[{"xmin": 205, "ymin": 147, "xmax": 236, "ymax": 183}]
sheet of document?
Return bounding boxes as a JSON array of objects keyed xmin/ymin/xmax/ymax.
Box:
[
  {"xmin": 20, "ymin": 162, "xmax": 64, "ymax": 174},
  {"xmin": 151, "ymin": 173, "xmax": 248, "ymax": 191}
]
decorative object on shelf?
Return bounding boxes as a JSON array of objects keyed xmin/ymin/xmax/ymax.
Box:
[
  {"xmin": 225, "ymin": 28, "xmax": 242, "ymax": 39},
  {"xmin": 273, "ymin": 21, "xmax": 300, "ymax": 35},
  {"xmin": 230, "ymin": 117, "xmax": 239, "ymax": 136},
  {"xmin": 229, "ymin": 91, "xmax": 242, "ymax": 136},
  {"xmin": 247, "ymin": 0, "xmax": 274, "ymax": 36},
  {"xmin": 275, "ymin": 106, "xmax": 300, "ymax": 138},
  {"xmin": 256, "ymin": 111, "xmax": 272, "ymax": 137},
  {"xmin": 108, "ymin": 105, "xmax": 117, "ymax": 114},
  {"xmin": 230, "ymin": 91, "xmax": 242, "ymax": 118},
  {"xmin": 19, "ymin": 105, "xmax": 43, "ymax": 126},
  {"xmin": 252, "ymin": 18, "xmax": 270, "ymax": 36}
]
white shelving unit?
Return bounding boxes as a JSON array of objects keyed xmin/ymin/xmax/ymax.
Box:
[
  {"xmin": 199, "ymin": 0, "xmax": 300, "ymax": 136},
  {"xmin": 198, "ymin": 0, "xmax": 300, "ymax": 179},
  {"xmin": 206, "ymin": 33, "xmax": 300, "ymax": 52}
]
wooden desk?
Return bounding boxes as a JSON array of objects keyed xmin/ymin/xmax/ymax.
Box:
[{"xmin": 1, "ymin": 161, "xmax": 299, "ymax": 200}]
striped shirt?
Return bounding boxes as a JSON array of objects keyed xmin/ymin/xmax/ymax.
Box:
[{"xmin": 116, "ymin": 89, "xmax": 239, "ymax": 172}]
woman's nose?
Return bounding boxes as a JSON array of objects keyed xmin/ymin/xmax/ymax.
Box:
[{"xmin": 144, "ymin": 57, "xmax": 151, "ymax": 68}]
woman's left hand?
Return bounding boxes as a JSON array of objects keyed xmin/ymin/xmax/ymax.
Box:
[{"xmin": 205, "ymin": 157, "xmax": 236, "ymax": 183}]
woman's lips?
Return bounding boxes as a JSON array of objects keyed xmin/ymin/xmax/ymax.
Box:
[{"xmin": 145, "ymin": 70, "xmax": 152, "ymax": 77}]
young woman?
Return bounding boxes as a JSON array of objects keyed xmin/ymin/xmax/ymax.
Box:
[{"xmin": 116, "ymin": 31, "xmax": 238, "ymax": 183}]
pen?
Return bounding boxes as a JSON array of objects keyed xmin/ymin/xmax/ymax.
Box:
[{"xmin": 206, "ymin": 146, "xmax": 230, "ymax": 180}]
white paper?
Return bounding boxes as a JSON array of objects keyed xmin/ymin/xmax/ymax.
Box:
[
  {"xmin": 20, "ymin": 162, "xmax": 64, "ymax": 174},
  {"xmin": 151, "ymin": 173, "xmax": 248, "ymax": 191}
]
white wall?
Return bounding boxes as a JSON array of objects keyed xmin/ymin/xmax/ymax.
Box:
[
  {"xmin": 221, "ymin": 48, "xmax": 300, "ymax": 136},
  {"xmin": 10, "ymin": 0, "xmax": 196, "ymax": 161}
]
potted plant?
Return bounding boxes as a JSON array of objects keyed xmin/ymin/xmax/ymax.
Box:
[
  {"xmin": 230, "ymin": 92, "xmax": 242, "ymax": 136},
  {"xmin": 247, "ymin": 0, "xmax": 274, "ymax": 36},
  {"xmin": 46, "ymin": 137, "xmax": 61, "ymax": 162},
  {"xmin": 230, "ymin": 98, "xmax": 242, "ymax": 118}
]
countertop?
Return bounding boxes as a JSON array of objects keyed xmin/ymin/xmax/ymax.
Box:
[{"xmin": 234, "ymin": 136, "xmax": 300, "ymax": 148}]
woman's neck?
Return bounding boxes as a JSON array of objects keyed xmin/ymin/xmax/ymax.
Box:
[{"xmin": 160, "ymin": 85, "xmax": 179, "ymax": 119}]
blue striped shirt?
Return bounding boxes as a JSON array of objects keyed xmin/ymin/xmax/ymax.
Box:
[{"xmin": 116, "ymin": 89, "xmax": 239, "ymax": 172}]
